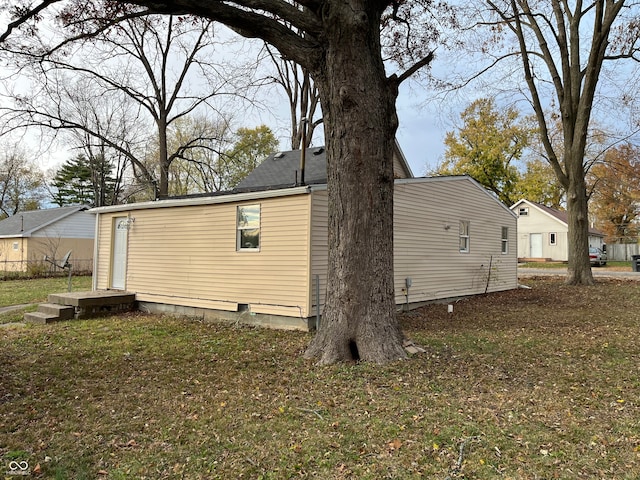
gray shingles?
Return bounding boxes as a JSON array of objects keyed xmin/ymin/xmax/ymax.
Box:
[
  {"xmin": 236, "ymin": 147, "xmax": 327, "ymax": 190},
  {"xmin": 0, "ymin": 205, "xmax": 87, "ymax": 237}
]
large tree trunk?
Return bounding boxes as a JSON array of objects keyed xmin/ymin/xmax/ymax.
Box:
[
  {"xmin": 304, "ymin": 3, "xmax": 407, "ymax": 365},
  {"xmin": 565, "ymin": 153, "xmax": 594, "ymax": 285}
]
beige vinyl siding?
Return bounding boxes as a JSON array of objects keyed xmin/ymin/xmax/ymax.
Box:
[
  {"xmin": 94, "ymin": 213, "xmax": 114, "ymax": 289},
  {"xmin": 394, "ymin": 178, "xmax": 518, "ymax": 304},
  {"xmin": 0, "ymin": 238, "xmax": 26, "ymax": 271},
  {"xmin": 309, "ymin": 178, "xmax": 517, "ymax": 313},
  {"xmin": 28, "ymin": 238, "xmax": 94, "ymax": 270},
  {"xmin": 95, "ymin": 194, "xmax": 312, "ymax": 317},
  {"xmin": 0, "ymin": 237, "xmax": 92, "ymax": 272},
  {"xmin": 393, "ymin": 154, "xmax": 409, "ymax": 179},
  {"xmin": 310, "ymin": 189, "xmax": 328, "ymax": 312}
]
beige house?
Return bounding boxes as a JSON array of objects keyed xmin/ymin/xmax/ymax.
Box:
[
  {"xmin": 511, "ymin": 199, "xmax": 605, "ymax": 262},
  {"xmin": 90, "ymin": 175, "xmax": 517, "ymax": 330},
  {"xmin": 0, "ymin": 206, "xmax": 95, "ymax": 273}
]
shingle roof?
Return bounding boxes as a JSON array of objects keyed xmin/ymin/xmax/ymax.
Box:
[
  {"xmin": 0, "ymin": 205, "xmax": 88, "ymax": 238},
  {"xmin": 236, "ymin": 141, "xmax": 413, "ymax": 190},
  {"xmin": 236, "ymin": 147, "xmax": 329, "ymax": 190}
]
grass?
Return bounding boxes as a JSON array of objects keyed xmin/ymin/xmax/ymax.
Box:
[
  {"xmin": 1, "ymin": 277, "xmax": 639, "ymax": 479},
  {"xmin": 0, "ymin": 276, "xmax": 92, "ymax": 324}
]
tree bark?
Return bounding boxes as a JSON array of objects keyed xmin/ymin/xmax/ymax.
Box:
[
  {"xmin": 303, "ymin": 3, "xmax": 407, "ymax": 364},
  {"xmin": 565, "ymin": 152, "xmax": 594, "ymax": 285},
  {"xmin": 158, "ymin": 114, "xmax": 169, "ymax": 198}
]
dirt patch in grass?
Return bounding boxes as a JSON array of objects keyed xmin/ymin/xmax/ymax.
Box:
[{"xmin": 1, "ymin": 278, "xmax": 639, "ymax": 479}]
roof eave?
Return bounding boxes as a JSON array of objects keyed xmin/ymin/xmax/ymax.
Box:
[{"xmin": 90, "ymin": 186, "xmax": 316, "ymax": 214}]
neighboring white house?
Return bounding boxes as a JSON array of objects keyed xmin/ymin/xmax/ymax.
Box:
[
  {"xmin": 0, "ymin": 205, "xmax": 95, "ymax": 272},
  {"xmin": 90, "ymin": 169, "xmax": 518, "ymax": 331},
  {"xmin": 511, "ymin": 199, "xmax": 605, "ymax": 262}
]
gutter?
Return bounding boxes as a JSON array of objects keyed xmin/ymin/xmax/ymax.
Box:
[{"xmin": 89, "ymin": 185, "xmax": 315, "ymax": 214}]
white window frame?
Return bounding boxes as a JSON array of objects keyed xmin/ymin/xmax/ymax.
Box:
[
  {"xmin": 459, "ymin": 220, "xmax": 470, "ymax": 253},
  {"xmin": 518, "ymin": 207, "xmax": 529, "ymax": 216},
  {"xmin": 501, "ymin": 227, "xmax": 509, "ymax": 254},
  {"xmin": 237, "ymin": 204, "xmax": 261, "ymax": 251},
  {"xmin": 549, "ymin": 232, "xmax": 557, "ymax": 246},
  {"xmin": 12, "ymin": 242, "xmax": 19, "ymax": 251}
]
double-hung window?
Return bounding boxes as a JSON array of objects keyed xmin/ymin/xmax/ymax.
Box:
[
  {"xmin": 459, "ymin": 220, "xmax": 470, "ymax": 253},
  {"xmin": 501, "ymin": 227, "xmax": 509, "ymax": 254},
  {"xmin": 237, "ymin": 204, "xmax": 260, "ymax": 251}
]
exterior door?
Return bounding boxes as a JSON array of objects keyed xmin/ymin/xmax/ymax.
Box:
[
  {"xmin": 111, "ymin": 217, "xmax": 128, "ymax": 289},
  {"xmin": 530, "ymin": 233, "xmax": 543, "ymax": 258}
]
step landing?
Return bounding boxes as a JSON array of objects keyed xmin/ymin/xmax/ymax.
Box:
[{"xmin": 25, "ymin": 291, "xmax": 136, "ymax": 323}]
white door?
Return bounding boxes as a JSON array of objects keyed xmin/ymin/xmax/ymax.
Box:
[
  {"xmin": 530, "ymin": 233, "xmax": 543, "ymax": 258},
  {"xmin": 111, "ymin": 217, "xmax": 128, "ymax": 289}
]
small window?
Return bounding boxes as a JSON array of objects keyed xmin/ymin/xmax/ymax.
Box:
[
  {"xmin": 12, "ymin": 242, "xmax": 19, "ymax": 251},
  {"xmin": 459, "ymin": 220, "xmax": 470, "ymax": 253},
  {"xmin": 501, "ymin": 227, "xmax": 509, "ymax": 254},
  {"xmin": 237, "ymin": 204, "xmax": 260, "ymax": 250},
  {"xmin": 518, "ymin": 207, "xmax": 528, "ymax": 216},
  {"xmin": 549, "ymin": 232, "xmax": 557, "ymax": 245}
]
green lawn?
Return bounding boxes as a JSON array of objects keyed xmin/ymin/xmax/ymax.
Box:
[
  {"xmin": 0, "ymin": 276, "xmax": 92, "ymax": 324},
  {"xmin": 1, "ymin": 278, "xmax": 639, "ymax": 479}
]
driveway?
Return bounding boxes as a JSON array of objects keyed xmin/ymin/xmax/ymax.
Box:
[
  {"xmin": 0, "ymin": 303, "xmax": 34, "ymax": 314},
  {"xmin": 518, "ymin": 266, "xmax": 640, "ymax": 280}
]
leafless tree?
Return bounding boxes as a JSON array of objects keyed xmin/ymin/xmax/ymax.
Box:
[
  {"xmin": 1, "ymin": 10, "xmax": 260, "ymax": 198},
  {"xmin": 159, "ymin": 114, "xmax": 235, "ymax": 194},
  {"xmin": 447, "ymin": 0, "xmax": 640, "ymax": 285},
  {"xmin": 0, "ymin": 143, "xmax": 45, "ymax": 217},
  {"xmin": 263, "ymin": 44, "xmax": 322, "ymax": 149}
]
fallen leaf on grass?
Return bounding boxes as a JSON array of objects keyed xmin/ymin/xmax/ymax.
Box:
[{"xmin": 387, "ymin": 439, "xmax": 402, "ymax": 451}]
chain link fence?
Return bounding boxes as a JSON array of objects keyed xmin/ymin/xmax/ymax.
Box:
[{"xmin": 0, "ymin": 258, "xmax": 93, "ymax": 280}]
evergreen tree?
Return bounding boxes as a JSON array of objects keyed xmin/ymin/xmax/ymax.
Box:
[{"xmin": 51, "ymin": 155, "xmax": 117, "ymax": 207}]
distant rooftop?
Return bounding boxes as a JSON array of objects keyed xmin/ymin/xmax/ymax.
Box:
[{"xmin": 0, "ymin": 205, "xmax": 88, "ymax": 238}]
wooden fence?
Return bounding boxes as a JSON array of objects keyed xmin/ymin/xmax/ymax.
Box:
[{"xmin": 605, "ymin": 244, "xmax": 640, "ymax": 262}]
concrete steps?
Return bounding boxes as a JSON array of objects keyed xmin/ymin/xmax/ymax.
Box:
[
  {"xmin": 23, "ymin": 303, "xmax": 75, "ymax": 324},
  {"xmin": 24, "ymin": 291, "xmax": 136, "ymax": 324}
]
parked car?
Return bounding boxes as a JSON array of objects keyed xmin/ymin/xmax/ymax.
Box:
[{"xmin": 589, "ymin": 247, "xmax": 607, "ymax": 266}]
